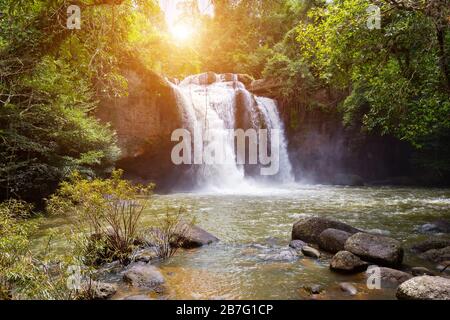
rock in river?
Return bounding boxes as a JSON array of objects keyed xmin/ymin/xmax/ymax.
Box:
[
  {"xmin": 289, "ymin": 240, "xmax": 307, "ymax": 250},
  {"xmin": 339, "ymin": 282, "xmax": 358, "ymax": 296},
  {"xmin": 330, "ymin": 251, "xmax": 369, "ymax": 273},
  {"xmin": 318, "ymin": 229, "xmax": 352, "ymax": 253},
  {"xmin": 301, "ymin": 246, "xmax": 321, "ymax": 259},
  {"xmin": 367, "ymin": 267, "xmax": 413, "ymax": 288},
  {"xmin": 416, "ymin": 220, "xmax": 450, "ymax": 234},
  {"xmin": 419, "ymin": 246, "xmax": 450, "ymax": 263},
  {"xmin": 344, "ymin": 232, "xmax": 404, "ymax": 267},
  {"xmin": 172, "ymin": 224, "xmax": 220, "ymax": 249},
  {"xmin": 410, "ymin": 239, "xmax": 450, "ymax": 253},
  {"xmin": 292, "ymin": 217, "xmax": 360, "ymax": 244},
  {"xmin": 123, "ymin": 264, "xmax": 165, "ymax": 289},
  {"xmin": 397, "ymin": 276, "xmax": 450, "ymax": 300}
]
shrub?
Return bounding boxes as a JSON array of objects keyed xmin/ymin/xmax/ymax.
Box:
[{"xmin": 47, "ymin": 170, "xmax": 153, "ymax": 266}]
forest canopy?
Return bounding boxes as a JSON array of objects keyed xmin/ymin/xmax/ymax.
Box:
[{"xmin": 0, "ymin": 0, "xmax": 449, "ymax": 202}]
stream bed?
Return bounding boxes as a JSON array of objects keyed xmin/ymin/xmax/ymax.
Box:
[{"xmin": 34, "ymin": 185, "xmax": 450, "ymax": 300}]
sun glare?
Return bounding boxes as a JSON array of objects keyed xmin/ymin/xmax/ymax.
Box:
[{"xmin": 170, "ymin": 23, "xmax": 195, "ymax": 42}]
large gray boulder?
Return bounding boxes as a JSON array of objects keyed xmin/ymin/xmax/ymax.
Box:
[
  {"xmin": 123, "ymin": 264, "xmax": 165, "ymax": 289},
  {"xmin": 172, "ymin": 225, "xmax": 220, "ymax": 249},
  {"xmin": 292, "ymin": 217, "xmax": 359, "ymax": 244},
  {"xmin": 375, "ymin": 267, "xmax": 413, "ymax": 288},
  {"xmin": 319, "ymin": 229, "xmax": 352, "ymax": 253},
  {"xmin": 397, "ymin": 276, "xmax": 450, "ymax": 300},
  {"xmin": 330, "ymin": 251, "xmax": 369, "ymax": 273},
  {"xmin": 345, "ymin": 232, "xmax": 404, "ymax": 267}
]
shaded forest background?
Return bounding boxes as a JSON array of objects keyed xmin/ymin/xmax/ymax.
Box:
[{"xmin": 1, "ymin": 0, "xmax": 449, "ymax": 203}]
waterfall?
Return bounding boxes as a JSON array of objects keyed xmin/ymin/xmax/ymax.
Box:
[{"xmin": 170, "ymin": 72, "xmax": 294, "ymax": 190}]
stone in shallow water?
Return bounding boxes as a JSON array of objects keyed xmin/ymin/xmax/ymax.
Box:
[
  {"xmin": 319, "ymin": 229, "xmax": 352, "ymax": 253},
  {"xmin": 292, "ymin": 217, "xmax": 359, "ymax": 244},
  {"xmin": 339, "ymin": 282, "xmax": 357, "ymax": 296},
  {"xmin": 171, "ymin": 224, "xmax": 220, "ymax": 249},
  {"xmin": 397, "ymin": 276, "xmax": 450, "ymax": 300},
  {"xmin": 420, "ymin": 246, "xmax": 450, "ymax": 263},
  {"xmin": 289, "ymin": 240, "xmax": 307, "ymax": 250},
  {"xmin": 301, "ymin": 246, "xmax": 321, "ymax": 259},
  {"xmin": 330, "ymin": 251, "xmax": 368, "ymax": 273},
  {"xmin": 416, "ymin": 220, "xmax": 450, "ymax": 234},
  {"xmin": 123, "ymin": 264, "xmax": 165, "ymax": 289},
  {"xmin": 258, "ymin": 249, "xmax": 299, "ymax": 262},
  {"xmin": 367, "ymin": 267, "xmax": 413, "ymax": 288},
  {"xmin": 344, "ymin": 232, "xmax": 404, "ymax": 267},
  {"xmin": 410, "ymin": 239, "xmax": 450, "ymax": 253}
]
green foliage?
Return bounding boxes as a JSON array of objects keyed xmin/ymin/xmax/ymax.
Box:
[
  {"xmin": 0, "ymin": 199, "xmax": 78, "ymax": 300},
  {"xmin": 47, "ymin": 170, "xmax": 153, "ymax": 265},
  {"xmin": 292, "ymin": 0, "xmax": 450, "ymax": 176}
]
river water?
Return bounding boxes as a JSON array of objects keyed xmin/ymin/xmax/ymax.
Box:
[{"xmin": 34, "ymin": 184, "xmax": 450, "ymax": 300}]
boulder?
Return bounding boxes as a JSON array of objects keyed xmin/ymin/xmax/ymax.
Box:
[
  {"xmin": 301, "ymin": 246, "xmax": 321, "ymax": 259},
  {"xmin": 416, "ymin": 220, "xmax": 450, "ymax": 234},
  {"xmin": 292, "ymin": 217, "xmax": 360, "ymax": 244},
  {"xmin": 370, "ymin": 267, "xmax": 413, "ymax": 288},
  {"xmin": 339, "ymin": 282, "xmax": 357, "ymax": 296},
  {"xmin": 419, "ymin": 246, "xmax": 450, "ymax": 263},
  {"xmin": 318, "ymin": 229, "xmax": 352, "ymax": 253},
  {"xmin": 123, "ymin": 264, "xmax": 165, "ymax": 289},
  {"xmin": 330, "ymin": 251, "xmax": 369, "ymax": 273},
  {"xmin": 172, "ymin": 224, "xmax": 220, "ymax": 249},
  {"xmin": 289, "ymin": 240, "xmax": 307, "ymax": 250},
  {"xmin": 344, "ymin": 232, "xmax": 404, "ymax": 266},
  {"xmin": 397, "ymin": 276, "xmax": 450, "ymax": 300},
  {"xmin": 83, "ymin": 281, "xmax": 117, "ymax": 300},
  {"xmin": 411, "ymin": 239, "xmax": 450, "ymax": 253}
]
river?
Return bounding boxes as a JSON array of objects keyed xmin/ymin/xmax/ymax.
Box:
[{"xmin": 34, "ymin": 184, "xmax": 450, "ymax": 300}]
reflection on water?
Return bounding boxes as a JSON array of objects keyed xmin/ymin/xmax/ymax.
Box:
[{"xmin": 34, "ymin": 185, "xmax": 450, "ymax": 300}]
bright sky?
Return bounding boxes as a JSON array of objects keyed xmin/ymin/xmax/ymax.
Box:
[{"xmin": 159, "ymin": 0, "xmax": 214, "ymax": 26}]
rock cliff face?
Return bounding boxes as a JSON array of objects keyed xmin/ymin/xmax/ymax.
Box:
[{"xmin": 96, "ymin": 65, "xmax": 185, "ymax": 190}]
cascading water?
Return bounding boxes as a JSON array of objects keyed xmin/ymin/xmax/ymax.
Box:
[{"xmin": 169, "ymin": 72, "xmax": 294, "ymax": 190}]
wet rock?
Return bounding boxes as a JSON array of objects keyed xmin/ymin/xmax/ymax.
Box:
[
  {"xmin": 171, "ymin": 224, "xmax": 220, "ymax": 249},
  {"xmin": 411, "ymin": 267, "xmax": 435, "ymax": 276},
  {"xmin": 289, "ymin": 240, "xmax": 307, "ymax": 250},
  {"xmin": 319, "ymin": 229, "xmax": 352, "ymax": 253},
  {"xmin": 258, "ymin": 249, "xmax": 299, "ymax": 262},
  {"xmin": 344, "ymin": 232, "xmax": 404, "ymax": 267},
  {"xmin": 411, "ymin": 239, "xmax": 450, "ymax": 253},
  {"xmin": 302, "ymin": 246, "xmax": 321, "ymax": 259},
  {"xmin": 123, "ymin": 264, "xmax": 165, "ymax": 289},
  {"xmin": 416, "ymin": 220, "xmax": 450, "ymax": 234},
  {"xmin": 333, "ymin": 174, "xmax": 364, "ymax": 186},
  {"xmin": 420, "ymin": 246, "xmax": 450, "ymax": 263},
  {"xmin": 397, "ymin": 276, "xmax": 450, "ymax": 300},
  {"xmin": 374, "ymin": 267, "xmax": 413, "ymax": 288},
  {"xmin": 292, "ymin": 217, "xmax": 360, "ymax": 244},
  {"xmin": 339, "ymin": 282, "xmax": 357, "ymax": 296},
  {"xmin": 330, "ymin": 251, "xmax": 369, "ymax": 273},
  {"xmin": 83, "ymin": 281, "xmax": 117, "ymax": 300},
  {"xmin": 133, "ymin": 247, "xmax": 159, "ymax": 263},
  {"xmin": 304, "ymin": 284, "xmax": 324, "ymax": 295}
]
